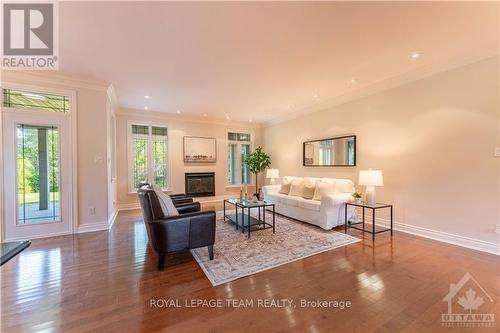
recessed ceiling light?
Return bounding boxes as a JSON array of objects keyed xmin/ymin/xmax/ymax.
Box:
[
  {"xmin": 350, "ymin": 79, "xmax": 357, "ymax": 83},
  {"xmin": 144, "ymin": 95, "xmax": 150, "ymax": 99},
  {"xmin": 144, "ymin": 106, "xmax": 148, "ymax": 110},
  {"xmin": 287, "ymin": 105, "xmax": 291, "ymax": 109},
  {"xmin": 313, "ymin": 94, "xmax": 318, "ymax": 99},
  {"xmin": 249, "ymin": 119, "xmax": 253, "ymax": 123},
  {"xmin": 176, "ymin": 110, "xmax": 181, "ymax": 114},
  {"xmin": 226, "ymin": 115, "xmax": 230, "ymax": 120},
  {"xmin": 411, "ymin": 53, "xmax": 421, "ymax": 59},
  {"xmin": 203, "ymin": 113, "xmax": 207, "ymax": 117}
]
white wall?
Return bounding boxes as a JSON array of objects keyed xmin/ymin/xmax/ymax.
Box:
[
  {"xmin": 263, "ymin": 57, "xmax": 500, "ymax": 245},
  {"xmin": 116, "ymin": 108, "xmax": 263, "ymax": 207}
]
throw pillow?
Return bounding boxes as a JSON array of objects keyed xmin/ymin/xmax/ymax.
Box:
[
  {"xmin": 312, "ymin": 181, "xmax": 336, "ymax": 201},
  {"xmin": 152, "ymin": 184, "xmax": 179, "ymax": 217},
  {"xmin": 279, "ymin": 177, "xmax": 294, "ymax": 195},
  {"xmin": 289, "ymin": 178, "xmax": 306, "ymax": 197},
  {"xmin": 302, "ymin": 178, "xmax": 317, "ymax": 200}
]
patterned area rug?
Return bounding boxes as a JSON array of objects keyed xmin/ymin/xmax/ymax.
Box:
[{"xmin": 191, "ymin": 211, "xmax": 360, "ymax": 286}]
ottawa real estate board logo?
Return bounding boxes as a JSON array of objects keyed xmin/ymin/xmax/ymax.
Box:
[
  {"xmin": 2, "ymin": 1, "xmax": 58, "ymax": 69},
  {"xmin": 442, "ymin": 272, "xmax": 495, "ymax": 328}
]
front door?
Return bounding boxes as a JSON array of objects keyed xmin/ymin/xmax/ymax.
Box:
[{"xmin": 2, "ymin": 109, "xmax": 73, "ymax": 240}]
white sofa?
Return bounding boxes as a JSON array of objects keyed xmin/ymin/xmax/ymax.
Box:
[{"xmin": 262, "ymin": 176, "xmax": 357, "ymax": 230}]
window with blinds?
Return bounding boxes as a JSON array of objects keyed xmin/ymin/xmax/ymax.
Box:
[{"xmin": 129, "ymin": 123, "xmax": 169, "ymax": 190}]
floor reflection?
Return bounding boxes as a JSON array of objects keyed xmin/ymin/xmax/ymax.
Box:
[{"xmin": 16, "ymin": 248, "xmax": 61, "ymax": 305}]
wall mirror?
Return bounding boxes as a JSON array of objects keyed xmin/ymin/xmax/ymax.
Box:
[{"xmin": 303, "ymin": 135, "xmax": 356, "ymax": 166}]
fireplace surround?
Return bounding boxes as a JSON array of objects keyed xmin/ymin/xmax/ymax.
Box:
[{"xmin": 185, "ymin": 172, "xmax": 215, "ymax": 197}]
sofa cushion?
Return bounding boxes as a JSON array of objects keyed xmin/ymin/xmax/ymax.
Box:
[
  {"xmin": 281, "ymin": 195, "xmax": 299, "ymax": 207},
  {"xmin": 279, "ymin": 176, "xmax": 294, "ymax": 194},
  {"xmin": 313, "ymin": 181, "xmax": 336, "ymax": 201},
  {"xmin": 302, "ymin": 178, "xmax": 317, "ymax": 200},
  {"xmin": 152, "ymin": 184, "xmax": 179, "ymax": 217},
  {"xmin": 298, "ymin": 199, "xmax": 321, "ymax": 212},
  {"xmin": 289, "ymin": 177, "xmax": 305, "ymax": 197}
]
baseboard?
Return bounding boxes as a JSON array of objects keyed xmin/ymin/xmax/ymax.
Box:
[
  {"xmin": 4, "ymin": 230, "xmax": 71, "ymax": 242},
  {"xmin": 361, "ymin": 215, "xmax": 499, "ymax": 256},
  {"xmin": 76, "ymin": 221, "xmax": 109, "ymax": 234},
  {"xmin": 117, "ymin": 202, "xmax": 141, "ymax": 211},
  {"xmin": 108, "ymin": 208, "xmax": 119, "ymax": 228}
]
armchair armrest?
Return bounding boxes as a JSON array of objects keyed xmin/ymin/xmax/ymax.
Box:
[
  {"xmin": 170, "ymin": 193, "xmax": 190, "ymax": 199},
  {"xmin": 176, "ymin": 201, "xmax": 201, "ymax": 214},
  {"xmin": 150, "ymin": 211, "xmax": 216, "ymax": 253},
  {"xmin": 170, "ymin": 193, "xmax": 194, "ymax": 205}
]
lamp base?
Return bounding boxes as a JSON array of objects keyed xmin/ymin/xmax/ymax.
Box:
[
  {"xmin": 270, "ymin": 178, "xmax": 276, "ymax": 185},
  {"xmin": 365, "ymin": 186, "xmax": 376, "ymax": 205}
]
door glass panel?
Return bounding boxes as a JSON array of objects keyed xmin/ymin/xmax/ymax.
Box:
[
  {"xmin": 227, "ymin": 143, "xmax": 237, "ymax": 184},
  {"xmin": 3, "ymin": 89, "xmax": 70, "ymax": 113},
  {"xmin": 17, "ymin": 124, "xmax": 60, "ymax": 224},
  {"xmin": 241, "ymin": 144, "xmax": 251, "ymax": 184}
]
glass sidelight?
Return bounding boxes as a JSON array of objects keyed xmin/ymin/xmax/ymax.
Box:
[{"xmin": 16, "ymin": 124, "xmax": 60, "ymax": 224}]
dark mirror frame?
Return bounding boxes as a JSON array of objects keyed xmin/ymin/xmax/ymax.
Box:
[{"xmin": 303, "ymin": 135, "xmax": 356, "ymax": 167}]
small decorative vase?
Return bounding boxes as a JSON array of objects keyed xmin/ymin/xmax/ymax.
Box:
[{"xmin": 355, "ymin": 198, "xmax": 362, "ymax": 204}]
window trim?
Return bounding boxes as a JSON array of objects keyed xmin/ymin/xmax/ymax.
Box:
[
  {"xmin": 225, "ymin": 129, "xmax": 254, "ymax": 187},
  {"xmin": 127, "ymin": 120, "xmax": 171, "ymax": 193}
]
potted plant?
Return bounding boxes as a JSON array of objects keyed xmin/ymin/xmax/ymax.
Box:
[
  {"xmin": 244, "ymin": 146, "xmax": 271, "ymax": 200},
  {"xmin": 352, "ymin": 191, "xmax": 363, "ymax": 204}
]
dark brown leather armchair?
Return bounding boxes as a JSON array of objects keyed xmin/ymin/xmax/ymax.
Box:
[{"xmin": 137, "ymin": 188, "xmax": 216, "ymax": 271}]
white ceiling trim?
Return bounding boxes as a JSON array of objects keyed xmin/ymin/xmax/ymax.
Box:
[
  {"xmin": 1, "ymin": 71, "xmax": 110, "ymax": 92},
  {"xmin": 116, "ymin": 107, "xmax": 262, "ymax": 129}
]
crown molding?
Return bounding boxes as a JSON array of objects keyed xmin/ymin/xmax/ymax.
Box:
[
  {"xmin": 107, "ymin": 84, "xmax": 119, "ymax": 111},
  {"xmin": 116, "ymin": 107, "xmax": 263, "ymax": 129},
  {"xmin": 0, "ymin": 70, "xmax": 110, "ymax": 92},
  {"xmin": 264, "ymin": 52, "xmax": 499, "ymax": 127}
]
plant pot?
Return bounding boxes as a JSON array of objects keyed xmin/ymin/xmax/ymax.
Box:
[{"xmin": 355, "ymin": 198, "xmax": 362, "ymax": 204}]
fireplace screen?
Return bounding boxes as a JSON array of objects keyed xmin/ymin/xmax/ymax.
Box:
[{"xmin": 185, "ymin": 173, "xmax": 215, "ymax": 197}]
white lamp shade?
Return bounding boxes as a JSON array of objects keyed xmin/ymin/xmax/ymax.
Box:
[
  {"xmin": 266, "ymin": 168, "xmax": 279, "ymax": 179},
  {"xmin": 358, "ymin": 169, "xmax": 384, "ymax": 186}
]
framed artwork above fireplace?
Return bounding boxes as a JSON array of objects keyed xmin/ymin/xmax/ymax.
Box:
[{"xmin": 183, "ymin": 136, "xmax": 217, "ymax": 163}]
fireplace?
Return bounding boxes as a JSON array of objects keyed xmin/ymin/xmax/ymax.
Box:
[{"xmin": 185, "ymin": 172, "xmax": 215, "ymax": 197}]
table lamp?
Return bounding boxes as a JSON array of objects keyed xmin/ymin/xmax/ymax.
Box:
[
  {"xmin": 266, "ymin": 169, "xmax": 279, "ymax": 185},
  {"xmin": 358, "ymin": 169, "xmax": 384, "ymax": 205}
]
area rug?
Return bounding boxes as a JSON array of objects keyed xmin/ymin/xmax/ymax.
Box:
[{"xmin": 191, "ymin": 211, "xmax": 360, "ymax": 286}]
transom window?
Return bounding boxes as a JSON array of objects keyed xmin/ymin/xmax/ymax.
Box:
[
  {"xmin": 3, "ymin": 88, "xmax": 70, "ymax": 113},
  {"xmin": 227, "ymin": 131, "xmax": 252, "ymax": 185},
  {"xmin": 128, "ymin": 123, "xmax": 169, "ymax": 191}
]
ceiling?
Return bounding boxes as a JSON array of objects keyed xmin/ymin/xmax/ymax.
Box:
[{"xmin": 59, "ymin": 1, "xmax": 499, "ymax": 123}]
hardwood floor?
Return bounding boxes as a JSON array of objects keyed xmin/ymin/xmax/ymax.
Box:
[{"xmin": 1, "ymin": 207, "xmax": 498, "ymax": 333}]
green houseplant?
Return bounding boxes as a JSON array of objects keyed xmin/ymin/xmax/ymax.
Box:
[
  {"xmin": 352, "ymin": 191, "xmax": 363, "ymax": 204},
  {"xmin": 244, "ymin": 146, "xmax": 271, "ymax": 200}
]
